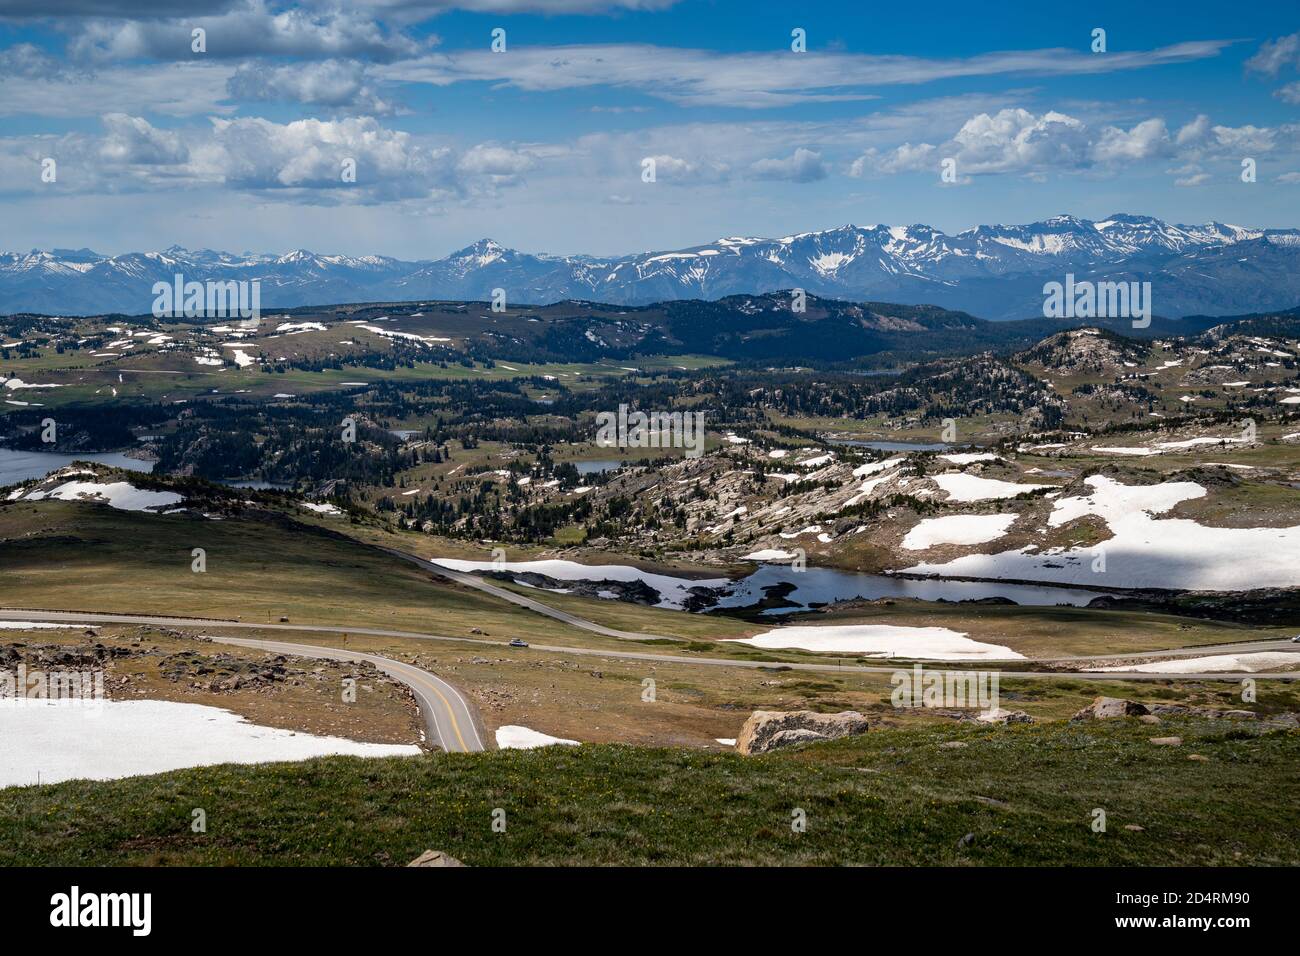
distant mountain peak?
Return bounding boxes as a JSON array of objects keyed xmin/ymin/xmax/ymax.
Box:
[
  {"xmin": 3, "ymin": 214, "xmax": 1298, "ymax": 320},
  {"xmin": 456, "ymin": 238, "xmax": 506, "ymax": 252}
]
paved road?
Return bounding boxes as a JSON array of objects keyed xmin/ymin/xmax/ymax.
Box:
[
  {"xmin": 3, "ymin": 608, "xmax": 1298, "ymax": 681},
  {"xmin": 380, "ymin": 546, "xmax": 670, "ymax": 641},
  {"xmin": 208, "ymin": 635, "xmax": 485, "ymax": 753}
]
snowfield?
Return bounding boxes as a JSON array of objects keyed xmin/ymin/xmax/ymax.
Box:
[
  {"xmin": 852, "ymin": 457, "xmax": 904, "ymax": 477},
  {"xmin": 431, "ymin": 557, "xmax": 729, "ymax": 611},
  {"xmin": 494, "ymin": 725, "xmax": 580, "ymax": 749},
  {"xmin": 19, "ymin": 480, "xmax": 182, "ymax": 513},
  {"xmin": 2, "ymin": 377, "xmax": 64, "ymax": 391},
  {"xmin": 1088, "ymin": 652, "xmax": 1300, "ymax": 674},
  {"xmin": 931, "ymin": 473, "xmax": 1052, "ymax": 502},
  {"xmin": 726, "ymin": 624, "xmax": 1025, "ymax": 660},
  {"xmin": 0, "ymin": 699, "xmax": 420, "ymax": 787},
  {"xmin": 902, "ymin": 513, "xmax": 1018, "ymax": 550},
  {"xmin": 1091, "ymin": 434, "xmax": 1248, "ymax": 456},
  {"xmin": 0, "ymin": 622, "xmax": 82, "ymax": 630},
  {"xmin": 905, "ymin": 475, "xmax": 1300, "ymax": 591}
]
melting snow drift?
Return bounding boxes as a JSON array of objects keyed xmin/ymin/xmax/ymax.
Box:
[
  {"xmin": 0, "ymin": 699, "xmax": 420, "ymax": 787},
  {"xmin": 905, "ymin": 475, "xmax": 1300, "ymax": 591},
  {"xmin": 1088, "ymin": 652, "xmax": 1300, "ymax": 674},
  {"xmin": 495, "ymin": 725, "xmax": 580, "ymax": 749},
  {"xmin": 726, "ymin": 624, "xmax": 1024, "ymax": 660},
  {"xmin": 17, "ymin": 480, "xmax": 182, "ymax": 513},
  {"xmin": 902, "ymin": 514, "xmax": 1018, "ymax": 550}
]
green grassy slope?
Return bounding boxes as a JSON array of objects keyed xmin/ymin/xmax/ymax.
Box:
[
  {"xmin": 3, "ymin": 718, "xmax": 1295, "ymax": 866},
  {"xmin": 0, "ymin": 500, "xmax": 603, "ymax": 644}
]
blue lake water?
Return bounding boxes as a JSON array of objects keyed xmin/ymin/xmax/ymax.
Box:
[
  {"xmin": 828, "ymin": 439, "xmax": 956, "ymax": 452},
  {"xmin": 443, "ymin": 553, "xmax": 1114, "ymax": 616},
  {"xmin": 714, "ymin": 564, "xmax": 1111, "ymax": 615},
  {"xmin": 575, "ymin": 459, "xmax": 628, "ymax": 475},
  {"xmin": 0, "ymin": 448, "xmax": 154, "ymax": 486}
]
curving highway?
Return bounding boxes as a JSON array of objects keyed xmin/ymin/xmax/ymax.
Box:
[
  {"xmin": 207, "ymin": 635, "xmax": 485, "ymax": 753},
  {"xmin": 1, "ymin": 607, "xmax": 1297, "ymax": 681}
]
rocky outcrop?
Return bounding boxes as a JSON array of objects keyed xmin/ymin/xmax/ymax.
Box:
[
  {"xmin": 1072, "ymin": 696, "xmax": 1150, "ymax": 720},
  {"xmin": 158, "ymin": 650, "xmax": 399, "ymax": 696},
  {"xmin": 486, "ymin": 569, "xmax": 662, "ymax": 606},
  {"xmin": 160, "ymin": 651, "xmax": 290, "ymax": 690},
  {"xmin": 735, "ymin": 710, "xmax": 869, "ymax": 755},
  {"xmin": 0, "ymin": 641, "xmax": 130, "ymax": 668}
]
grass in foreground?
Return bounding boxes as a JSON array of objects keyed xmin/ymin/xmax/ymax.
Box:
[{"xmin": 2, "ymin": 719, "xmax": 1295, "ymax": 866}]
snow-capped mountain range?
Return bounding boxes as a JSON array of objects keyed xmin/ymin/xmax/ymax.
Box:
[{"xmin": 4, "ymin": 214, "xmax": 1299, "ymax": 320}]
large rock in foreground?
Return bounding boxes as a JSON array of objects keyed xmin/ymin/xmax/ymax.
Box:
[
  {"xmin": 736, "ymin": 710, "xmax": 869, "ymax": 755},
  {"xmin": 1072, "ymin": 696, "xmax": 1150, "ymax": 720},
  {"xmin": 407, "ymin": 850, "xmax": 464, "ymax": 867}
]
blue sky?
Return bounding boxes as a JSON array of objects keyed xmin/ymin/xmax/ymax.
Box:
[{"xmin": 0, "ymin": 0, "xmax": 1297, "ymax": 258}]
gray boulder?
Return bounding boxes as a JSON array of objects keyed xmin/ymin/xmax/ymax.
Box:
[
  {"xmin": 1072, "ymin": 696, "xmax": 1150, "ymax": 720},
  {"xmin": 765, "ymin": 728, "xmax": 829, "ymax": 749},
  {"xmin": 407, "ymin": 850, "xmax": 464, "ymax": 867},
  {"xmin": 736, "ymin": 710, "xmax": 869, "ymax": 755}
]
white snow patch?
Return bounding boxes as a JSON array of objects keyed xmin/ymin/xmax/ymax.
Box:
[
  {"xmin": 495, "ymin": 725, "xmax": 579, "ymax": 749},
  {"xmin": 1088, "ymin": 652, "xmax": 1300, "ymax": 674},
  {"xmin": 275, "ymin": 322, "xmax": 326, "ymax": 333},
  {"xmin": 727, "ymin": 625, "xmax": 1024, "ymax": 661},
  {"xmin": 2, "ymin": 377, "xmax": 64, "ymax": 391},
  {"xmin": 778, "ymin": 525, "xmax": 822, "ymax": 539},
  {"xmin": 902, "ymin": 514, "xmax": 1018, "ymax": 550},
  {"xmin": 853, "ymin": 457, "xmax": 903, "ymax": 477},
  {"xmin": 21, "ymin": 481, "xmax": 182, "ymax": 513},
  {"xmin": 0, "ymin": 622, "xmax": 83, "ymax": 630},
  {"xmin": 905, "ymin": 475, "xmax": 1300, "ymax": 591},
  {"xmin": 797, "ymin": 454, "xmax": 834, "ymax": 468},
  {"xmin": 932, "ymin": 473, "xmax": 1051, "ymax": 502},
  {"xmin": 741, "ymin": 549, "xmax": 798, "ymax": 561},
  {"xmin": 0, "ymin": 699, "xmax": 419, "ymax": 787}
]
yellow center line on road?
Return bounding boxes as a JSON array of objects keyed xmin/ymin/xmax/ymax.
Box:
[
  {"xmin": 424, "ymin": 681, "xmax": 470, "ymax": 752},
  {"xmin": 207, "ymin": 635, "xmax": 476, "ymax": 752},
  {"xmin": 397, "ymin": 664, "xmax": 470, "ymax": 752}
]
